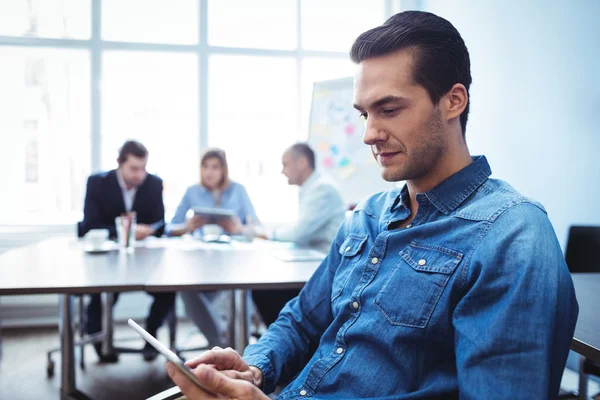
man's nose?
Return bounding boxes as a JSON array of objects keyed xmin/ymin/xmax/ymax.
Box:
[{"xmin": 363, "ymin": 117, "xmax": 387, "ymax": 146}]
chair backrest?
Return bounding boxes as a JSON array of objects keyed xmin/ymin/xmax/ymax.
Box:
[{"xmin": 565, "ymin": 225, "xmax": 600, "ymax": 273}]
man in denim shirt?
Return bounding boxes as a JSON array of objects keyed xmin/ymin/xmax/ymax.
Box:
[{"xmin": 165, "ymin": 11, "xmax": 579, "ymax": 400}]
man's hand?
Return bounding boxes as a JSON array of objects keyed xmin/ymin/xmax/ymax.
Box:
[
  {"xmin": 219, "ymin": 216, "xmax": 244, "ymax": 235},
  {"xmin": 135, "ymin": 224, "xmax": 156, "ymax": 240},
  {"xmin": 186, "ymin": 215, "xmax": 206, "ymax": 232},
  {"xmin": 254, "ymin": 232, "xmax": 269, "ymax": 240},
  {"xmin": 184, "ymin": 347, "xmax": 263, "ymax": 388},
  {"xmin": 166, "ymin": 362, "xmax": 269, "ymax": 400}
]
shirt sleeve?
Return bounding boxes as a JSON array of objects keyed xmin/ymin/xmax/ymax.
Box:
[
  {"xmin": 453, "ymin": 202, "xmax": 578, "ymax": 399},
  {"xmin": 273, "ymin": 183, "xmax": 340, "ymax": 243},
  {"xmin": 166, "ymin": 188, "xmax": 191, "ymax": 235},
  {"xmin": 151, "ymin": 178, "xmax": 166, "ymax": 237},
  {"xmin": 238, "ymin": 185, "xmax": 259, "ymax": 225},
  {"xmin": 80, "ymin": 176, "xmax": 117, "ymax": 237},
  {"xmin": 243, "ymin": 218, "xmax": 348, "ymax": 394}
]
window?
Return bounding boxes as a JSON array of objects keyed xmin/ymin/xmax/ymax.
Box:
[
  {"xmin": 301, "ymin": 0, "xmax": 386, "ymax": 52},
  {"xmin": 0, "ymin": 0, "xmax": 391, "ymax": 226},
  {"xmin": 208, "ymin": 55, "xmax": 298, "ymax": 222},
  {"xmin": 0, "ymin": 47, "xmax": 90, "ymax": 224},
  {"xmin": 0, "ymin": 0, "xmax": 90, "ymax": 39},
  {"xmin": 101, "ymin": 52, "xmax": 199, "ymax": 219},
  {"xmin": 102, "ymin": 0, "xmax": 198, "ymax": 44},
  {"xmin": 208, "ymin": 0, "xmax": 296, "ymax": 50}
]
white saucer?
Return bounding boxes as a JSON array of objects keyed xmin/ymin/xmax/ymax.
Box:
[
  {"xmin": 202, "ymin": 234, "xmax": 231, "ymax": 244},
  {"xmin": 83, "ymin": 242, "xmax": 116, "ymax": 254}
]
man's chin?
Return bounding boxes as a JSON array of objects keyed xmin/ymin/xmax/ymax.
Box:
[{"xmin": 380, "ymin": 167, "xmax": 406, "ymax": 183}]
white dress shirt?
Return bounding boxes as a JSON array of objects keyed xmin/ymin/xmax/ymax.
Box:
[
  {"xmin": 273, "ymin": 171, "xmax": 346, "ymax": 252},
  {"xmin": 116, "ymin": 169, "xmax": 138, "ymax": 213}
]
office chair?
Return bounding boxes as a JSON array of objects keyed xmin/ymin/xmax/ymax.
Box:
[
  {"xmin": 565, "ymin": 226, "xmax": 600, "ymax": 274},
  {"xmin": 564, "ymin": 225, "xmax": 600, "ymax": 399},
  {"xmin": 46, "ymin": 222, "xmax": 182, "ymax": 377},
  {"xmin": 45, "ymin": 294, "xmax": 179, "ymax": 377},
  {"xmin": 0, "ymin": 301, "xmax": 3, "ymax": 366}
]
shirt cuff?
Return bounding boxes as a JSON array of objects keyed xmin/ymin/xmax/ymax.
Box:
[{"xmin": 243, "ymin": 353, "xmax": 277, "ymax": 394}]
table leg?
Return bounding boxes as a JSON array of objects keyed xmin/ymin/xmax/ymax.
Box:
[
  {"xmin": 578, "ymin": 355, "xmax": 589, "ymax": 400},
  {"xmin": 228, "ymin": 290, "xmax": 236, "ymax": 348},
  {"xmin": 101, "ymin": 292, "xmax": 115, "ymax": 355},
  {"xmin": 59, "ymin": 294, "xmax": 92, "ymax": 399},
  {"xmin": 234, "ymin": 289, "xmax": 249, "ymax": 353}
]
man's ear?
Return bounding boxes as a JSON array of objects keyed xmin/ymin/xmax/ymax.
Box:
[
  {"xmin": 296, "ymin": 156, "xmax": 309, "ymax": 170},
  {"xmin": 443, "ymin": 83, "xmax": 468, "ymax": 123}
]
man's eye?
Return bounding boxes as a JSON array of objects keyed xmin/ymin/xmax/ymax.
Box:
[
  {"xmin": 358, "ymin": 112, "xmax": 367, "ymax": 120},
  {"xmin": 383, "ymin": 108, "xmax": 399, "ymax": 115}
]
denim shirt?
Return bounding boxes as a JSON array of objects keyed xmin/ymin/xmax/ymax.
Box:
[{"xmin": 243, "ymin": 156, "xmax": 578, "ymax": 399}]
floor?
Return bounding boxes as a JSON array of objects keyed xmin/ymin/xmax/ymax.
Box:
[
  {"xmin": 0, "ymin": 324, "xmax": 599, "ymax": 399},
  {"xmin": 0, "ymin": 322, "xmax": 208, "ymax": 400}
]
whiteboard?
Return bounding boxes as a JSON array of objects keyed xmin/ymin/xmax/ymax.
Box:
[{"xmin": 307, "ymin": 77, "xmax": 394, "ymax": 206}]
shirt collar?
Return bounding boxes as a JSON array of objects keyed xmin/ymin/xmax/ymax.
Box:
[
  {"xmin": 424, "ymin": 155, "xmax": 491, "ymax": 214},
  {"xmin": 116, "ymin": 169, "xmax": 128, "ymax": 191},
  {"xmin": 116, "ymin": 168, "xmax": 139, "ymax": 192},
  {"xmin": 300, "ymin": 171, "xmax": 320, "ymax": 191},
  {"xmin": 389, "ymin": 155, "xmax": 491, "ymax": 216}
]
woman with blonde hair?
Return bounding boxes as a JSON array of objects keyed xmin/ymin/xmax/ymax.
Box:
[
  {"xmin": 167, "ymin": 148, "xmax": 259, "ymax": 346},
  {"xmin": 168, "ymin": 148, "xmax": 257, "ymax": 236}
]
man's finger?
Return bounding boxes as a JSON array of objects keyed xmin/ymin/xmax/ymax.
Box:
[
  {"xmin": 165, "ymin": 362, "xmax": 217, "ymax": 400},
  {"xmin": 194, "ymin": 364, "xmax": 255, "ymax": 398},
  {"xmin": 185, "ymin": 348, "xmax": 243, "ymax": 369},
  {"xmin": 221, "ymin": 369, "xmax": 255, "ymax": 384}
]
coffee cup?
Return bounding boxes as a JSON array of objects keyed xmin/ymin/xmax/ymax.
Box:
[{"xmin": 85, "ymin": 229, "xmax": 109, "ymax": 249}]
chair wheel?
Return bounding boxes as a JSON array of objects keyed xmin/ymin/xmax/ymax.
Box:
[{"xmin": 46, "ymin": 359, "xmax": 55, "ymax": 378}]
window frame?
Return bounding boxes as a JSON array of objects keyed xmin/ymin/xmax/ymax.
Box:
[{"xmin": 0, "ymin": 0, "xmax": 393, "ymax": 225}]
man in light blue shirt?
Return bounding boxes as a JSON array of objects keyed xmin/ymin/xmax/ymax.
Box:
[
  {"xmin": 165, "ymin": 11, "xmax": 578, "ymax": 399},
  {"xmin": 269, "ymin": 143, "xmax": 346, "ymax": 253},
  {"xmin": 253, "ymin": 143, "xmax": 346, "ymax": 327}
]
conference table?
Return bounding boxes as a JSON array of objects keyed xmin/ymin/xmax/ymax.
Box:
[
  {"xmin": 0, "ymin": 237, "xmax": 321, "ymax": 400},
  {"xmin": 3, "ymin": 238, "xmax": 598, "ymax": 400}
]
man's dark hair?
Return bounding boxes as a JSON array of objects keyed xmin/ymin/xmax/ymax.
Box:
[
  {"xmin": 117, "ymin": 140, "xmax": 148, "ymax": 164},
  {"xmin": 350, "ymin": 11, "xmax": 472, "ymax": 136},
  {"xmin": 289, "ymin": 143, "xmax": 315, "ymax": 170}
]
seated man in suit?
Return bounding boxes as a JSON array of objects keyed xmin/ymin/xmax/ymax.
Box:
[
  {"xmin": 79, "ymin": 140, "xmax": 174, "ymax": 362},
  {"xmin": 253, "ymin": 143, "xmax": 346, "ymax": 327}
]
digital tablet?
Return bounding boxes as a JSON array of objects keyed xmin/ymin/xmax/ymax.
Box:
[
  {"xmin": 128, "ymin": 319, "xmax": 214, "ymax": 394},
  {"xmin": 192, "ymin": 207, "xmax": 236, "ymax": 223}
]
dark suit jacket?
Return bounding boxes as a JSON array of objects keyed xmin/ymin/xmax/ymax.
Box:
[{"xmin": 79, "ymin": 169, "xmax": 165, "ymax": 238}]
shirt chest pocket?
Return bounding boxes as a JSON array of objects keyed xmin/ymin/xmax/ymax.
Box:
[
  {"xmin": 374, "ymin": 241, "xmax": 463, "ymax": 329},
  {"xmin": 331, "ymin": 235, "xmax": 368, "ymax": 303}
]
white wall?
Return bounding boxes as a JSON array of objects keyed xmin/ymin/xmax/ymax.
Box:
[{"xmin": 418, "ymin": 0, "xmax": 600, "ymax": 248}]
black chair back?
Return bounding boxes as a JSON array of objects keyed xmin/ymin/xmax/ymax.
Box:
[{"xmin": 565, "ymin": 226, "xmax": 600, "ymax": 273}]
